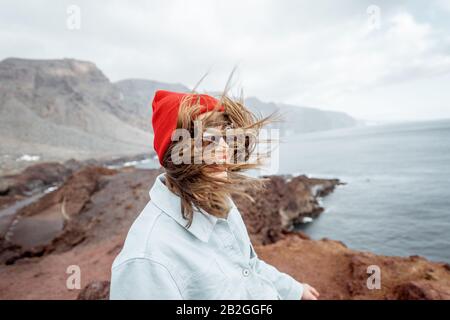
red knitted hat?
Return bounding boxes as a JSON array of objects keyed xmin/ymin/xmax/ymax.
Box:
[{"xmin": 151, "ymin": 90, "xmax": 225, "ymax": 166}]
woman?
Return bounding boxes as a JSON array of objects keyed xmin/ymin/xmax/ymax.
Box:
[{"xmin": 110, "ymin": 88, "xmax": 319, "ymax": 300}]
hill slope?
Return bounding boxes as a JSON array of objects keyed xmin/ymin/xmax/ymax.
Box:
[{"xmin": 0, "ymin": 58, "xmax": 153, "ymax": 166}]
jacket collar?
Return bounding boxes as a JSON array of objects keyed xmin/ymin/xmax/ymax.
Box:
[{"xmin": 149, "ymin": 172, "xmax": 223, "ymax": 243}]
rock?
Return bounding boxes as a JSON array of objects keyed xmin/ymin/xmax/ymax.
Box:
[
  {"xmin": 1, "ymin": 165, "xmax": 449, "ymax": 300},
  {"xmin": 244, "ymin": 97, "xmax": 357, "ymax": 137},
  {"xmin": 0, "ymin": 58, "xmax": 152, "ymax": 177},
  {"xmin": 77, "ymin": 281, "xmax": 110, "ymax": 300},
  {"xmin": 0, "ymin": 165, "xmax": 118, "ymax": 263},
  {"xmin": 0, "ymin": 180, "xmax": 10, "ymax": 196},
  {"xmin": 0, "ymin": 162, "xmax": 72, "ymax": 207},
  {"xmin": 255, "ymin": 235, "xmax": 450, "ymax": 300},
  {"xmin": 393, "ymin": 281, "xmax": 450, "ymax": 300},
  {"xmin": 233, "ymin": 174, "xmax": 341, "ymax": 245}
]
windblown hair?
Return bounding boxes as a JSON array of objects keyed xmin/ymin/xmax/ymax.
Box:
[{"xmin": 162, "ymin": 82, "xmax": 281, "ymax": 227}]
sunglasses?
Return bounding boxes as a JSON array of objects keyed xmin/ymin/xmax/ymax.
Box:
[{"xmin": 201, "ymin": 125, "xmax": 236, "ymax": 146}]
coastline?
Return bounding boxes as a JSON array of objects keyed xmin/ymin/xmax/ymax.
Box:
[{"xmin": 0, "ymin": 159, "xmax": 449, "ymax": 299}]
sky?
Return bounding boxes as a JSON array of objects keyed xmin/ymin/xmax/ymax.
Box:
[{"xmin": 1, "ymin": 0, "xmax": 450, "ymax": 122}]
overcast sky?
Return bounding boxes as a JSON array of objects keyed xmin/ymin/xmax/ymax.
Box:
[{"xmin": 1, "ymin": 0, "xmax": 450, "ymax": 121}]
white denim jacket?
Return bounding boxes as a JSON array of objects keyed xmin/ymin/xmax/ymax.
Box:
[{"xmin": 110, "ymin": 173, "xmax": 304, "ymax": 300}]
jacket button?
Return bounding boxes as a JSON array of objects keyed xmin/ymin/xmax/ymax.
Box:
[{"xmin": 242, "ymin": 268, "xmax": 250, "ymax": 277}]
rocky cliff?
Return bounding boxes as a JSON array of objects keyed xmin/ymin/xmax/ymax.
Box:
[
  {"xmin": 0, "ymin": 57, "xmax": 359, "ymax": 176},
  {"xmin": 114, "ymin": 79, "xmax": 190, "ymax": 133},
  {"xmin": 0, "ymin": 58, "xmax": 153, "ymax": 175},
  {"xmin": 244, "ymin": 97, "xmax": 358, "ymax": 136},
  {"xmin": 0, "ymin": 161, "xmax": 448, "ymax": 299}
]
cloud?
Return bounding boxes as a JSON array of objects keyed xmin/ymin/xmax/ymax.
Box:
[
  {"xmin": 0, "ymin": 0, "xmax": 450, "ymax": 120},
  {"xmin": 257, "ymin": 11, "xmax": 450, "ymax": 106}
]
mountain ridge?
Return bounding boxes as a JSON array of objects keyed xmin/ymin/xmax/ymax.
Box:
[{"xmin": 0, "ymin": 57, "xmax": 358, "ymax": 175}]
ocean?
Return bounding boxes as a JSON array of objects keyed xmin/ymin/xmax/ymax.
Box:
[
  {"xmin": 279, "ymin": 119, "xmax": 450, "ymax": 263},
  {"xmin": 137, "ymin": 119, "xmax": 450, "ymax": 263}
]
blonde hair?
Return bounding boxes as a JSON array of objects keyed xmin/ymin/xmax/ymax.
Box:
[{"xmin": 162, "ymin": 77, "xmax": 281, "ymax": 227}]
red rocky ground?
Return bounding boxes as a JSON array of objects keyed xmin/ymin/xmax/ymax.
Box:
[{"xmin": 0, "ymin": 163, "xmax": 449, "ymax": 299}]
